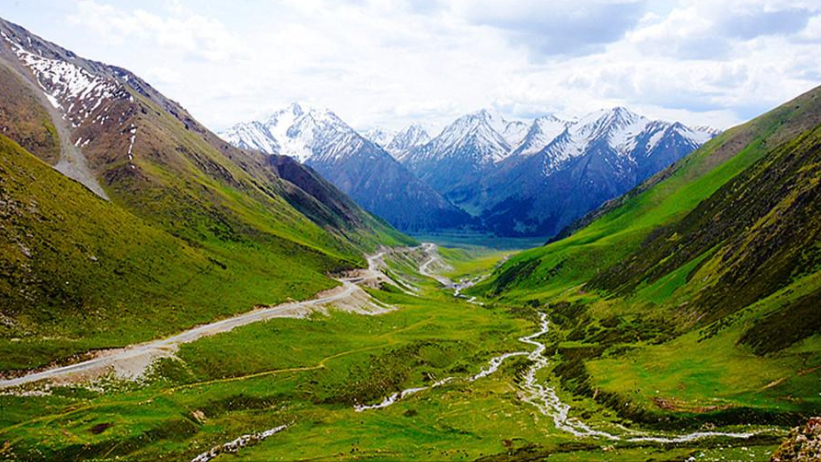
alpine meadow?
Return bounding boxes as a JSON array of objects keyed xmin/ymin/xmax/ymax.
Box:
[{"xmin": 0, "ymin": 2, "xmax": 820, "ymax": 462}]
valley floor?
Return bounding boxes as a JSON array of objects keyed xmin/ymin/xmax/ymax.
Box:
[{"xmin": 0, "ymin": 244, "xmax": 791, "ymax": 461}]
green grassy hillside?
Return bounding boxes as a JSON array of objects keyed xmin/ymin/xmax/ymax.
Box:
[
  {"xmin": 0, "ymin": 135, "xmax": 371, "ymax": 371},
  {"xmin": 479, "ymin": 85, "xmax": 821, "ymax": 303},
  {"xmin": 97, "ymin": 89, "xmax": 394, "ymax": 265},
  {"xmin": 475, "ymin": 85, "xmax": 821, "ymax": 428},
  {"xmin": 0, "ymin": 95, "xmax": 411, "ymax": 372}
]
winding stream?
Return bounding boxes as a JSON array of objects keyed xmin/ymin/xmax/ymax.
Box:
[
  {"xmin": 190, "ymin": 425, "xmax": 289, "ymax": 462},
  {"xmin": 357, "ymin": 246, "xmax": 773, "ymax": 443}
]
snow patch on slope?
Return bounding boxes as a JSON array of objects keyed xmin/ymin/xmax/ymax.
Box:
[
  {"xmin": 220, "ymin": 121, "xmax": 280, "ymax": 155},
  {"xmin": 3, "ymin": 32, "xmax": 119, "ymax": 125},
  {"xmin": 512, "ymin": 115, "xmax": 572, "ymax": 157}
]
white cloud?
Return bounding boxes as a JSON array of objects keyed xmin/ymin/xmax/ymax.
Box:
[
  {"xmin": 143, "ymin": 67, "xmax": 183, "ymax": 86},
  {"xmin": 67, "ymin": 0, "xmax": 239, "ymax": 61},
  {"xmin": 796, "ymin": 14, "xmax": 821, "ymax": 42},
  {"xmin": 454, "ymin": 0, "xmax": 648, "ymax": 57},
  {"xmin": 627, "ymin": 0, "xmax": 818, "ymax": 58},
  {"xmin": 48, "ymin": 0, "xmax": 821, "ymax": 133}
]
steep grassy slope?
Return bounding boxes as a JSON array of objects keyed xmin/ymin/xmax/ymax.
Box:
[
  {"xmin": 0, "ymin": 17, "xmax": 413, "ymax": 372},
  {"xmin": 476, "ymin": 85, "xmax": 821, "ymax": 427},
  {"xmin": 480, "ymin": 85, "xmax": 821, "ymax": 302},
  {"xmin": 0, "ymin": 135, "xmax": 362, "ymax": 371},
  {"xmin": 266, "ymin": 154, "xmax": 411, "ymax": 249},
  {"xmin": 95, "ymin": 88, "xmax": 398, "ymax": 265},
  {"xmin": 591, "ymin": 123, "xmax": 821, "ymax": 326},
  {"xmin": 0, "ymin": 16, "xmax": 409, "ymax": 258}
]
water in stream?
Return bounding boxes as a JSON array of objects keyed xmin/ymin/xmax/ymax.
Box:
[{"xmin": 357, "ymin": 311, "xmax": 770, "ymax": 443}]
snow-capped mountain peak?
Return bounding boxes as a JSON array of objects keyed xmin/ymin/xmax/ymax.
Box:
[
  {"xmin": 667, "ymin": 122, "xmax": 719, "ymax": 147},
  {"xmin": 473, "ymin": 108, "xmax": 506, "ymax": 133},
  {"xmin": 413, "ymin": 109, "xmax": 520, "ymax": 165},
  {"xmin": 572, "ymin": 107, "xmax": 648, "ymax": 152},
  {"xmin": 219, "ymin": 121, "xmax": 281, "ymax": 155},
  {"xmin": 363, "ymin": 127, "xmax": 396, "ymax": 148},
  {"xmin": 511, "ymin": 114, "xmax": 573, "ymax": 157},
  {"xmin": 219, "ymin": 102, "xmax": 363, "ymax": 162},
  {"xmin": 219, "ymin": 103, "xmax": 472, "ymax": 233},
  {"xmin": 387, "ymin": 124, "xmax": 430, "ymax": 160},
  {"xmin": 548, "ymin": 106, "xmax": 650, "ymax": 164},
  {"xmin": 602, "ymin": 107, "xmax": 651, "ymax": 154},
  {"xmin": 265, "ymin": 102, "xmax": 304, "ymax": 127},
  {"xmin": 471, "ymin": 108, "xmax": 530, "ymax": 147},
  {"xmin": 536, "ymin": 107, "xmax": 721, "ymax": 174}
]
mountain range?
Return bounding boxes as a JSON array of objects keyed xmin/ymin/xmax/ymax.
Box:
[
  {"xmin": 425, "ymin": 107, "xmax": 719, "ymax": 236},
  {"xmin": 220, "ymin": 104, "xmax": 473, "ymax": 232},
  {"xmin": 223, "ymin": 105, "xmax": 718, "ymax": 236}
]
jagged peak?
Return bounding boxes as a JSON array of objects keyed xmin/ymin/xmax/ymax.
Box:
[
  {"xmin": 584, "ymin": 106, "xmax": 644, "ymax": 127},
  {"xmin": 392, "ymin": 124, "xmax": 429, "ymax": 141},
  {"xmin": 363, "ymin": 127, "xmax": 396, "ymax": 147},
  {"xmin": 534, "ymin": 113, "xmax": 563, "ymax": 122},
  {"xmin": 385, "ymin": 124, "xmax": 431, "ymax": 160},
  {"xmin": 431, "ymin": 110, "xmax": 511, "ymax": 158},
  {"xmin": 400, "ymin": 123, "xmax": 428, "ymax": 135},
  {"xmin": 286, "ymin": 101, "xmax": 305, "ymax": 117},
  {"xmin": 610, "ymin": 105, "xmax": 639, "ymax": 118},
  {"xmin": 691, "ymin": 124, "xmax": 723, "ymax": 136},
  {"xmin": 471, "ymin": 107, "xmax": 500, "ymax": 120}
]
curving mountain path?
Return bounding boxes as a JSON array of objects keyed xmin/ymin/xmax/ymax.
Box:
[{"xmin": 418, "ymin": 243, "xmax": 453, "ymax": 287}]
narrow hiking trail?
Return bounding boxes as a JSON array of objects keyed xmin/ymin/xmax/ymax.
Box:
[
  {"xmin": 0, "ymin": 251, "xmax": 393, "ymax": 390},
  {"xmin": 358, "ymin": 245, "xmax": 775, "ymax": 444}
]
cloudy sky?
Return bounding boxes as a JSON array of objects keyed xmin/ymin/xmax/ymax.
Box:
[{"xmin": 5, "ymin": 0, "xmax": 821, "ymax": 133}]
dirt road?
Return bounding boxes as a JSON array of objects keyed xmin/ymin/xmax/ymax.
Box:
[
  {"xmin": 418, "ymin": 243, "xmax": 454, "ymax": 287},
  {"xmin": 0, "ymin": 251, "xmax": 390, "ymax": 389}
]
